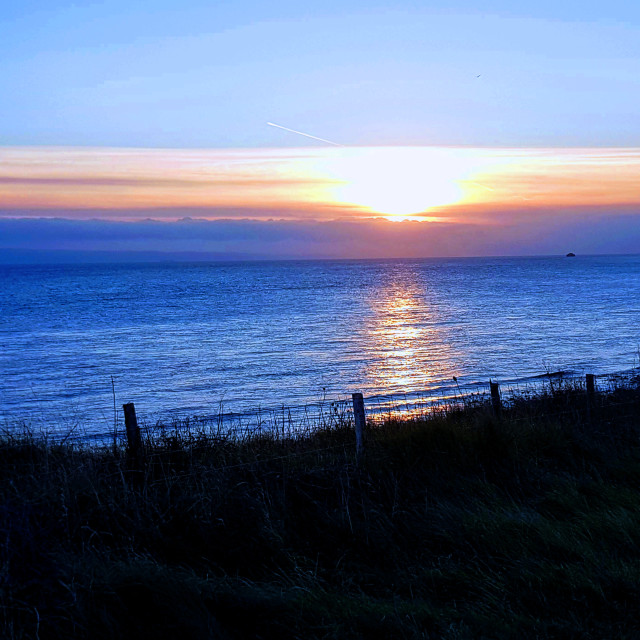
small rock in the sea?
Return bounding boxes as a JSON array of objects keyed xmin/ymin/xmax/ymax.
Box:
[{"xmin": 566, "ymin": 252, "xmax": 576, "ymax": 257}]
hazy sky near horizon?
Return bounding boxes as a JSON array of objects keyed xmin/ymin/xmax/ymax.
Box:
[
  {"xmin": 1, "ymin": 0, "xmax": 639, "ymax": 257},
  {"xmin": 2, "ymin": 146, "xmax": 640, "ymax": 222}
]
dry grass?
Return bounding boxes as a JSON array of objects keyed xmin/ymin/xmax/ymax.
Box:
[{"xmin": 1, "ymin": 379, "xmax": 640, "ymax": 639}]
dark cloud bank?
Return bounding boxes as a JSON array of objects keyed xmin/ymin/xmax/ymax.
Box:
[{"xmin": 1, "ymin": 212, "xmax": 639, "ymax": 264}]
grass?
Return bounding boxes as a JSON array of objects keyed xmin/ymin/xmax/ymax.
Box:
[{"xmin": 1, "ymin": 378, "xmax": 640, "ymax": 639}]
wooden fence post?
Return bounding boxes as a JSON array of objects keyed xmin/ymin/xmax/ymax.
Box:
[
  {"xmin": 352, "ymin": 393, "xmax": 366, "ymax": 459},
  {"xmin": 585, "ymin": 374, "xmax": 596, "ymax": 423},
  {"xmin": 490, "ymin": 381, "xmax": 501, "ymax": 417},
  {"xmin": 585, "ymin": 374, "xmax": 595, "ymax": 403},
  {"xmin": 123, "ymin": 402, "xmax": 143, "ymax": 478}
]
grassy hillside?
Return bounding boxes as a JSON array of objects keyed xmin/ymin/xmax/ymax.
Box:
[{"xmin": 2, "ymin": 379, "xmax": 640, "ymax": 639}]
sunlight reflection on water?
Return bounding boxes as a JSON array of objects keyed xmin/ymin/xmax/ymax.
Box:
[
  {"xmin": 1, "ymin": 255, "xmax": 639, "ymax": 437},
  {"xmin": 364, "ymin": 274, "xmax": 459, "ymax": 395}
]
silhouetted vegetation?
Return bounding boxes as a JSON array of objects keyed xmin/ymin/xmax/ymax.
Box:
[{"xmin": 2, "ymin": 378, "xmax": 640, "ymax": 639}]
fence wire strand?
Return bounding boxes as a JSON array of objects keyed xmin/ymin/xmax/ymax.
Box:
[{"xmin": 2, "ymin": 372, "xmax": 638, "ymax": 479}]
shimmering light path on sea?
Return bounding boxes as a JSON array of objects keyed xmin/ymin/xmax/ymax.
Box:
[{"xmin": 1, "ymin": 255, "xmax": 638, "ymax": 438}]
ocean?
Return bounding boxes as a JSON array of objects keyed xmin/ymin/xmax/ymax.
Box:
[{"xmin": 1, "ymin": 255, "xmax": 639, "ymax": 439}]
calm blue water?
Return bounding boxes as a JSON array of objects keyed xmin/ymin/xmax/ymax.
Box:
[{"xmin": 1, "ymin": 255, "xmax": 639, "ymax": 437}]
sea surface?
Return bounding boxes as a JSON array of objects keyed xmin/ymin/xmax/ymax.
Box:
[{"xmin": 1, "ymin": 255, "xmax": 639, "ymax": 439}]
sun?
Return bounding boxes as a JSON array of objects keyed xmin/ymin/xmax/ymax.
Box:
[{"xmin": 323, "ymin": 147, "xmax": 467, "ymax": 219}]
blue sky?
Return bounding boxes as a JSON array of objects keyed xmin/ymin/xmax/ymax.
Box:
[{"xmin": 3, "ymin": 0, "xmax": 640, "ymax": 148}]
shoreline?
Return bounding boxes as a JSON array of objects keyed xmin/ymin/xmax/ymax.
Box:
[{"xmin": 4, "ymin": 366, "xmax": 639, "ymax": 446}]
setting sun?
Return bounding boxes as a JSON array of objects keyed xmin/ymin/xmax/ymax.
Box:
[{"xmin": 318, "ymin": 147, "xmax": 474, "ymax": 219}]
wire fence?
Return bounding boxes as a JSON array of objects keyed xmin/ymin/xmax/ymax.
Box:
[
  {"xmin": 3, "ymin": 369, "xmax": 639, "ymax": 453},
  {"xmin": 132, "ymin": 369, "xmax": 638, "ymax": 439},
  {"xmin": 104, "ymin": 370, "xmax": 637, "ymax": 471},
  {"xmin": 2, "ymin": 370, "xmax": 638, "ymax": 484}
]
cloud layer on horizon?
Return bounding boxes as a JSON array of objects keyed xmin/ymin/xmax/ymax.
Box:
[
  {"xmin": 1, "ymin": 145, "xmax": 639, "ymax": 261},
  {"xmin": 1, "ymin": 214, "xmax": 639, "ymax": 263}
]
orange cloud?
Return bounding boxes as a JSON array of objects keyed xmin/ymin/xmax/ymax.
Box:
[{"xmin": 0, "ymin": 146, "xmax": 639, "ymax": 222}]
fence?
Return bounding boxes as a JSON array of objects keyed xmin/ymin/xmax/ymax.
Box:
[{"xmin": 121, "ymin": 372, "xmax": 640, "ymax": 472}]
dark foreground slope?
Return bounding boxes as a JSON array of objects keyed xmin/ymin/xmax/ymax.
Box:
[{"xmin": 2, "ymin": 381, "xmax": 640, "ymax": 639}]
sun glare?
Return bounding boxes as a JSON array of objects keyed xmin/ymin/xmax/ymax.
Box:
[{"xmin": 320, "ymin": 147, "xmax": 469, "ymax": 219}]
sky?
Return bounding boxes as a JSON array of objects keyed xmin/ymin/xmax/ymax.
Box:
[{"xmin": 1, "ymin": 0, "xmax": 639, "ymax": 260}]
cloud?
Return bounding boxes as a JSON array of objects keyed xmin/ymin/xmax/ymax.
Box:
[
  {"xmin": 0, "ymin": 176, "xmax": 329, "ymax": 188},
  {"xmin": 1, "ymin": 212, "xmax": 638, "ymax": 263},
  {"xmin": 2, "ymin": 146, "xmax": 639, "ymax": 220},
  {"xmin": 1, "ymin": 145, "xmax": 639, "ymax": 261}
]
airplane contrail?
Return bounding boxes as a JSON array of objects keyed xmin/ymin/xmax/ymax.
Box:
[
  {"xmin": 267, "ymin": 122, "xmax": 344, "ymax": 147},
  {"xmin": 470, "ymin": 181, "xmax": 494, "ymax": 192}
]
